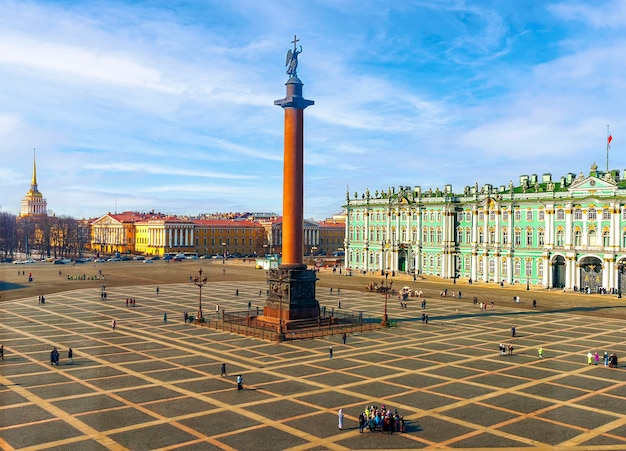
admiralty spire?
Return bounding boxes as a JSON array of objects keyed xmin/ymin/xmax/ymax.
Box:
[{"xmin": 20, "ymin": 149, "xmax": 47, "ymax": 217}]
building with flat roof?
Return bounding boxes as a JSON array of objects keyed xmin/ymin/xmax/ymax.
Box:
[{"xmin": 344, "ymin": 163, "xmax": 626, "ymax": 293}]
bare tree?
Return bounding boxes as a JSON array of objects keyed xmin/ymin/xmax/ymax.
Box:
[{"xmin": 0, "ymin": 212, "xmax": 18, "ymax": 258}]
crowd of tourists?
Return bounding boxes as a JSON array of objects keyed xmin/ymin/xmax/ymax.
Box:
[{"xmin": 357, "ymin": 404, "xmax": 405, "ymax": 433}]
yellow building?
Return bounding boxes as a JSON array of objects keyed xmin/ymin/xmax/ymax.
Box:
[
  {"xmin": 318, "ymin": 219, "xmax": 345, "ymax": 255},
  {"xmin": 192, "ymin": 219, "xmax": 265, "ymax": 256},
  {"xmin": 135, "ymin": 217, "xmax": 195, "ymax": 256}
]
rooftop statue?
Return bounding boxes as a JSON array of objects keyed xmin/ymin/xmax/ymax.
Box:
[{"xmin": 285, "ymin": 35, "xmax": 302, "ymax": 78}]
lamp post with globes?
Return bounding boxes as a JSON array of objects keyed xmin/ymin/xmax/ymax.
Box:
[
  {"xmin": 221, "ymin": 242, "xmax": 226, "ymax": 264},
  {"xmin": 193, "ymin": 268, "xmax": 208, "ymax": 320}
]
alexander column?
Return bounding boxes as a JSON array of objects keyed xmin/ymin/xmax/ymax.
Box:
[{"xmin": 264, "ymin": 36, "xmax": 320, "ymax": 337}]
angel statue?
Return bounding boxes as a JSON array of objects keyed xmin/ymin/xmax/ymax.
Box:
[{"xmin": 285, "ymin": 35, "xmax": 302, "ymax": 78}]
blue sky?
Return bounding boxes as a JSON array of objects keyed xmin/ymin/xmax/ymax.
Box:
[{"xmin": 1, "ymin": 0, "xmax": 625, "ymax": 220}]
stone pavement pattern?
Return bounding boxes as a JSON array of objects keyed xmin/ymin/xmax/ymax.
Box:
[{"xmin": 1, "ymin": 282, "xmax": 626, "ymax": 450}]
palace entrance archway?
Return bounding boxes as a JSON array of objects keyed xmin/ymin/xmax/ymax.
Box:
[
  {"xmin": 552, "ymin": 255, "xmax": 566, "ymax": 288},
  {"xmin": 579, "ymin": 256, "xmax": 603, "ymax": 293}
]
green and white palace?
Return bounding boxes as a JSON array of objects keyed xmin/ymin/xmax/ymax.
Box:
[{"xmin": 344, "ymin": 163, "xmax": 626, "ymax": 293}]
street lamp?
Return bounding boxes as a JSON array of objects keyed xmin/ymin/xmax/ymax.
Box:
[
  {"xmin": 221, "ymin": 242, "xmax": 226, "ymax": 264},
  {"xmin": 193, "ymin": 268, "xmax": 208, "ymax": 320},
  {"xmin": 380, "ymin": 278, "xmax": 392, "ymax": 327}
]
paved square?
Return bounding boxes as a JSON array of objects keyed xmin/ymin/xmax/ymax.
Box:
[{"xmin": 2, "ymin": 279, "xmax": 626, "ymax": 450}]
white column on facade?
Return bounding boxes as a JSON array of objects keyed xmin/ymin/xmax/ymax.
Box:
[
  {"xmin": 471, "ymin": 252, "xmax": 478, "ymax": 281},
  {"xmin": 364, "ymin": 210, "xmax": 370, "ymax": 272},
  {"xmin": 506, "ymin": 256, "xmax": 513, "ymax": 284},
  {"xmin": 344, "ymin": 209, "xmax": 350, "ymax": 269},
  {"xmin": 565, "ymin": 257, "xmax": 572, "ymax": 288},
  {"xmin": 495, "ymin": 255, "xmax": 501, "ymax": 283},
  {"xmin": 542, "ymin": 255, "xmax": 550, "ymax": 287},
  {"xmin": 545, "ymin": 206, "xmax": 553, "ymax": 246},
  {"xmin": 565, "ymin": 204, "xmax": 573, "ymax": 247},
  {"xmin": 603, "ymin": 258, "xmax": 610, "ymax": 289},
  {"xmin": 611, "ymin": 205, "xmax": 619, "ymax": 248}
]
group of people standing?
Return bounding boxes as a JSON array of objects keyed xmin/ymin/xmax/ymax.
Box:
[
  {"xmin": 588, "ymin": 350, "xmax": 619, "ymax": 367},
  {"xmin": 499, "ymin": 343, "xmax": 514, "ymax": 356},
  {"xmin": 355, "ymin": 404, "xmax": 405, "ymax": 433},
  {"xmin": 50, "ymin": 347, "xmax": 72, "ymax": 365}
]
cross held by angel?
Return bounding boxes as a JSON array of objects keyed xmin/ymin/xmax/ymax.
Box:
[{"xmin": 285, "ymin": 35, "xmax": 302, "ymax": 78}]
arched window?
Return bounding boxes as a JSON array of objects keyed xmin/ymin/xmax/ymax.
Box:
[
  {"xmin": 436, "ymin": 229, "xmax": 442, "ymax": 243},
  {"xmin": 538, "ymin": 229, "xmax": 545, "ymax": 246},
  {"xmin": 526, "ymin": 228, "xmax": 533, "ymax": 246},
  {"xmin": 603, "ymin": 229, "xmax": 610, "ymax": 247},
  {"xmin": 526, "ymin": 210, "xmax": 533, "ymax": 222},
  {"xmin": 478, "ymin": 259, "xmax": 484, "ymax": 274},
  {"xmin": 588, "ymin": 229, "xmax": 597, "ymax": 246},
  {"xmin": 588, "ymin": 208, "xmax": 597, "ymax": 220},
  {"xmin": 488, "ymin": 258, "xmax": 495, "ymax": 274},
  {"xmin": 538, "ymin": 210, "xmax": 545, "ymax": 221},
  {"xmin": 514, "ymin": 210, "xmax": 521, "ymax": 221},
  {"xmin": 556, "ymin": 230, "xmax": 565, "ymax": 246},
  {"xmin": 502, "ymin": 228, "xmax": 509, "ymax": 245},
  {"xmin": 502, "ymin": 259, "xmax": 508, "ymax": 278},
  {"xmin": 556, "ymin": 209, "xmax": 565, "ymax": 220},
  {"xmin": 429, "ymin": 229, "xmax": 435, "ymax": 243},
  {"xmin": 538, "ymin": 260, "xmax": 544, "ymax": 278},
  {"xmin": 465, "ymin": 211, "xmax": 472, "ymax": 221},
  {"xmin": 465, "ymin": 228, "xmax": 472, "ymax": 244},
  {"xmin": 574, "ymin": 229, "xmax": 582, "ymax": 246},
  {"xmin": 602, "ymin": 209, "xmax": 611, "ymax": 220},
  {"xmin": 489, "ymin": 211, "xmax": 495, "ymax": 222},
  {"xmin": 436, "ymin": 254, "xmax": 441, "ymax": 268},
  {"xmin": 514, "ymin": 228, "xmax": 522, "ymax": 246},
  {"xmin": 457, "ymin": 211, "xmax": 464, "ymax": 222},
  {"xmin": 574, "ymin": 208, "xmax": 583, "ymax": 220},
  {"xmin": 422, "ymin": 229, "xmax": 428, "ymax": 242},
  {"xmin": 525, "ymin": 259, "xmax": 533, "ymax": 277},
  {"xmin": 489, "ymin": 228, "xmax": 496, "ymax": 244},
  {"xmin": 401, "ymin": 228, "xmax": 407, "ymax": 242},
  {"xmin": 514, "ymin": 259, "xmax": 521, "ymax": 277},
  {"xmin": 478, "ymin": 211, "xmax": 484, "ymax": 221},
  {"xmin": 457, "ymin": 228, "xmax": 463, "ymax": 243},
  {"xmin": 412, "ymin": 228, "xmax": 418, "ymax": 242},
  {"xmin": 478, "ymin": 228, "xmax": 485, "ymax": 244},
  {"xmin": 437, "ymin": 212, "xmax": 442, "ymax": 222},
  {"xmin": 502, "ymin": 210, "xmax": 509, "ymax": 221}
]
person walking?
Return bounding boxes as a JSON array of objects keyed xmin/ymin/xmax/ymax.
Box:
[
  {"xmin": 236, "ymin": 374, "xmax": 243, "ymax": 391},
  {"xmin": 358, "ymin": 412, "xmax": 365, "ymax": 433},
  {"xmin": 538, "ymin": 347, "xmax": 543, "ymax": 359},
  {"xmin": 329, "ymin": 346, "xmax": 333, "ymax": 360},
  {"xmin": 594, "ymin": 351, "xmax": 600, "ymax": 365},
  {"xmin": 0, "ymin": 344, "xmax": 4, "ymax": 360},
  {"xmin": 163, "ymin": 312, "xmax": 167, "ymax": 323},
  {"xmin": 221, "ymin": 363, "xmax": 227, "ymax": 376},
  {"xmin": 604, "ymin": 352, "xmax": 609, "ymax": 367},
  {"xmin": 68, "ymin": 348, "xmax": 73, "ymax": 363},
  {"xmin": 338, "ymin": 408, "xmax": 344, "ymax": 430},
  {"xmin": 342, "ymin": 333, "xmax": 347, "ymax": 345},
  {"xmin": 425, "ymin": 314, "xmax": 429, "ymax": 324},
  {"xmin": 184, "ymin": 312, "xmax": 188, "ymax": 323},
  {"xmin": 156, "ymin": 286, "xmax": 159, "ymax": 295},
  {"xmin": 112, "ymin": 319, "xmax": 116, "ymax": 330},
  {"xmin": 511, "ymin": 326, "xmax": 516, "ymax": 337},
  {"xmin": 587, "ymin": 350, "xmax": 593, "ymax": 365}
]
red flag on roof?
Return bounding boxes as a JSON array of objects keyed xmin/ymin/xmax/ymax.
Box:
[{"xmin": 608, "ymin": 134, "xmax": 613, "ymax": 146}]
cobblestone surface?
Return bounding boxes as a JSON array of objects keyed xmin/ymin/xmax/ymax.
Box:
[{"xmin": 1, "ymin": 274, "xmax": 626, "ymax": 450}]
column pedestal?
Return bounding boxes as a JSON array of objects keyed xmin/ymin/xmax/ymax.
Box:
[{"xmin": 263, "ymin": 267, "xmax": 320, "ymax": 333}]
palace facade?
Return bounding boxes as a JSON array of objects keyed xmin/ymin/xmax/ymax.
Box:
[{"xmin": 344, "ymin": 163, "xmax": 626, "ymax": 293}]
